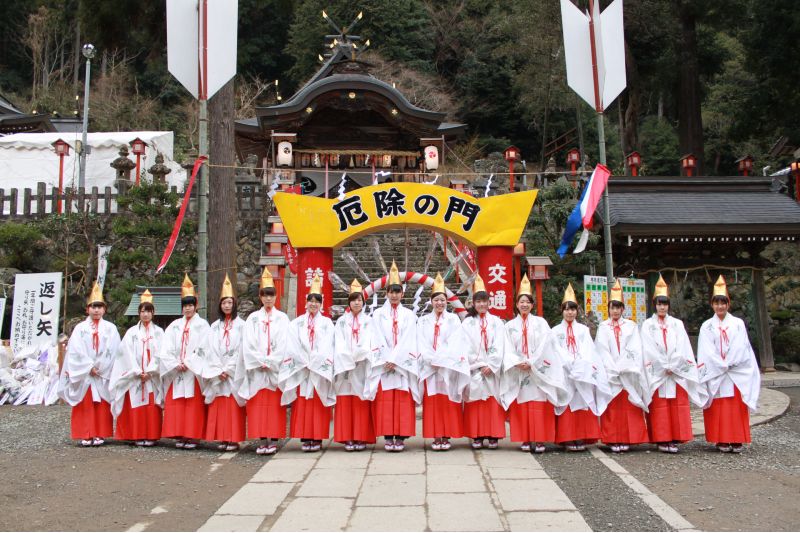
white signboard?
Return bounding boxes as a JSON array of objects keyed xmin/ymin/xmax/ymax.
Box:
[
  {"xmin": 10, "ymin": 273, "xmax": 62, "ymax": 354},
  {"xmin": 0, "ymin": 297, "xmax": 5, "ymax": 336},
  {"xmin": 583, "ymin": 275, "xmax": 647, "ymax": 325},
  {"xmin": 97, "ymin": 245, "xmax": 112, "ymax": 291}
]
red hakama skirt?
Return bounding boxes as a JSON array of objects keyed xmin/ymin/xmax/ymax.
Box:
[
  {"xmin": 422, "ymin": 388, "xmax": 464, "ymax": 439},
  {"xmin": 161, "ymin": 380, "xmax": 206, "ymax": 440},
  {"xmin": 509, "ymin": 400, "xmax": 556, "ymax": 443},
  {"xmin": 600, "ymin": 392, "xmax": 649, "ymax": 444},
  {"xmin": 334, "ymin": 395, "xmax": 376, "ymax": 443},
  {"xmin": 246, "ymin": 388, "xmax": 287, "ymax": 439},
  {"xmin": 290, "ymin": 393, "xmax": 332, "ymax": 440},
  {"xmin": 71, "ymin": 387, "xmax": 113, "ymax": 439},
  {"xmin": 205, "ymin": 395, "xmax": 246, "ymax": 442},
  {"xmin": 463, "ymin": 398, "xmax": 506, "ymax": 439},
  {"xmin": 115, "ymin": 392, "xmax": 162, "ymax": 441},
  {"xmin": 703, "ymin": 386, "xmax": 751, "ymax": 444},
  {"xmin": 646, "ymin": 385, "xmax": 693, "ymax": 443},
  {"xmin": 556, "ymin": 407, "xmax": 600, "ymax": 444},
  {"xmin": 372, "ymin": 385, "xmax": 417, "ymax": 437}
]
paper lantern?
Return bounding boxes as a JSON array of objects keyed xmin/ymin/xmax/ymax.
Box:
[
  {"xmin": 277, "ymin": 141, "xmax": 293, "ymax": 167},
  {"xmin": 424, "ymin": 145, "xmax": 439, "ymax": 171}
]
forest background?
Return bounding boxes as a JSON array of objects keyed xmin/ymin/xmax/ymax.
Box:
[{"xmin": 2, "ymin": 0, "xmax": 798, "ymax": 176}]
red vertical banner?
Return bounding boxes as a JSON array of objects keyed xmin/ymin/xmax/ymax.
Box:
[
  {"xmin": 295, "ymin": 247, "xmax": 334, "ymax": 317},
  {"xmin": 477, "ymin": 246, "xmax": 515, "ymax": 320}
]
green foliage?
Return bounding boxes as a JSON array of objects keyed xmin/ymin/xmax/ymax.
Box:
[
  {"xmin": 0, "ymin": 223, "xmax": 46, "ymax": 270},
  {"xmin": 638, "ymin": 117, "xmax": 680, "ymax": 175},
  {"xmin": 773, "ymin": 327, "xmax": 800, "ymax": 365}
]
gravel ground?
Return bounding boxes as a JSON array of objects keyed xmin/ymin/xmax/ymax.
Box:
[
  {"xmin": 0, "ymin": 404, "xmax": 267, "ymax": 531},
  {"xmin": 538, "ymin": 449, "xmax": 672, "ymax": 531},
  {"xmin": 614, "ymin": 387, "xmax": 800, "ymax": 532}
]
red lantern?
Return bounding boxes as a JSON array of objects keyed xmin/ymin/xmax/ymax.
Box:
[
  {"xmin": 566, "ymin": 148, "xmax": 580, "ymax": 176},
  {"xmin": 680, "ymin": 154, "xmax": 697, "ymax": 177},
  {"xmin": 525, "ymin": 256, "xmax": 553, "ymax": 317},
  {"xmin": 626, "ymin": 151, "xmax": 641, "ymax": 176},
  {"xmin": 52, "ymin": 139, "xmax": 70, "ymax": 214},
  {"xmin": 736, "ymin": 155, "xmax": 754, "ymax": 177},
  {"xmin": 129, "ymin": 137, "xmax": 148, "ymax": 185},
  {"xmin": 790, "ymin": 160, "xmax": 800, "ymax": 203},
  {"xmin": 504, "ymin": 145, "xmax": 521, "ymax": 192}
]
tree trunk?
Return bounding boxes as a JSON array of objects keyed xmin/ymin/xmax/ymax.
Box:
[
  {"xmin": 676, "ymin": 2, "xmax": 704, "ymax": 175},
  {"xmin": 208, "ymin": 78, "xmax": 237, "ymax": 323}
]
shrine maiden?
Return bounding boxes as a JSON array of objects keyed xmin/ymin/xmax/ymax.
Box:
[
  {"xmin": 368, "ymin": 262, "xmax": 420, "ymax": 452},
  {"xmin": 502, "ymin": 275, "xmax": 566, "ymax": 453},
  {"xmin": 109, "ymin": 290, "xmax": 164, "ymax": 446},
  {"xmin": 417, "ymin": 273, "xmax": 468, "ymax": 451},
  {"xmin": 158, "ymin": 275, "xmax": 211, "ymax": 449},
  {"xmin": 281, "ymin": 274, "xmax": 336, "ymax": 452},
  {"xmin": 546, "ymin": 283, "xmax": 611, "ymax": 452},
  {"xmin": 455, "ymin": 274, "xmax": 509, "ymax": 450},
  {"xmin": 234, "ymin": 268, "xmax": 290, "ymax": 455},
  {"xmin": 595, "ymin": 280, "xmax": 650, "ymax": 453},
  {"xmin": 203, "ymin": 274, "xmax": 246, "ymax": 452},
  {"xmin": 697, "ymin": 275, "xmax": 760, "ymax": 453},
  {"xmin": 59, "ymin": 282, "xmax": 121, "ymax": 446},
  {"xmin": 640, "ymin": 274, "xmax": 707, "ymax": 453},
  {"xmin": 333, "ymin": 279, "xmax": 378, "ymax": 451}
]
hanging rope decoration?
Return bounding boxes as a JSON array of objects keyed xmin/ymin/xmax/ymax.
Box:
[{"xmin": 362, "ymin": 271, "xmax": 467, "ymax": 319}]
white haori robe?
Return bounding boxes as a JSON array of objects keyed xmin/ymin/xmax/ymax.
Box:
[
  {"xmin": 109, "ymin": 322, "xmax": 164, "ymax": 417},
  {"xmin": 280, "ymin": 312, "xmax": 336, "ymax": 407},
  {"xmin": 59, "ymin": 318, "xmax": 121, "ymax": 406},
  {"xmin": 333, "ymin": 311, "xmax": 379, "ymax": 400},
  {"xmin": 595, "ymin": 317, "xmax": 651, "ymax": 411},
  {"xmin": 452, "ymin": 313, "xmax": 508, "ymax": 404},
  {"xmin": 158, "ymin": 315, "xmax": 211, "ymax": 399},
  {"xmin": 367, "ymin": 301, "xmax": 421, "ymax": 403},
  {"xmin": 696, "ymin": 313, "xmax": 760, "ymax": 411},
  {"xmin": 417, "ymin": 311, "xmax": 469, "ymax": 402},
  {"xmin": 641, "ymin": 314, "xmax": 707, "ymax": 407},
  {"xmin": 501, "ymin": 314, "xmax": 567, "ymax": 410},
  {"xmin": 234, "ymin": 307, "xmax": 290, "ymax": 400},
  {"xmin": 202, "ymin": 316, "xmax": 246, "ymax": 406},
  {"xmin": 544, "ymin": 320, "xmax": 612, "ymax": 416}
]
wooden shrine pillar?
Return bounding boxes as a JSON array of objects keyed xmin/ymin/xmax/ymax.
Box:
[{"xmin": 751, "ymin": 268, "xmax": 775, "ymax": 372}]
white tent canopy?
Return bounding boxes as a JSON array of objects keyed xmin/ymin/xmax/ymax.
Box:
[{"xmin": 0, "ymin": 131, "xmax": 187, "ymax": 192}]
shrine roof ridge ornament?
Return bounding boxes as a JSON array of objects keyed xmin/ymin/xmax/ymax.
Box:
[{"xmin": 273, "ymin": 183, "xmax": 538, "ymax": 249}]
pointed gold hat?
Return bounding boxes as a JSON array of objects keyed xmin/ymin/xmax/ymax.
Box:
[
  {"xmin": 518, "ymin": 274, "xmax": 532, "ymax": 297},
  {"xmin": 388, "ymin": 261, "xmax": 402, "ymax": 287},
  {"xmin": 473, "ymin": 273, "xmax": 487, "ymax": 294},
  {"xmin": 140, "ymin": 289, "xmax": 154, "ymax": 305},
  {"xmin": 562, "ymin": 282, "xmax": 577, "ymax": 305},
  {"xmin": 220, "ymin": 273, "xmax": 235, "ymax": 300},
  {"xmin": 610, "ymin": 279, "xmax": 623, "ymax": 303},
  {"xmin": 653, "ymin": 274, "xmax": 669, "ymax": 300},
  {"xmin": 349, "ymin": 278, "xmax": 362, "ymax": 295},
  {"xmin": 431, "ymin": 272, "xmax": 446, "ymax": 295},
  {"xmin": 712, "ymin": 274, "xmax": 729, "ymax": 300},
  {"xmin": 260, "ymin": 267, "xmax": 275, "ymax": 289},
  {"xmin": 87, "ymin": 281, "xmax": 105, "ymax": 306},
  {"xmin": 181, "ymin": 274, "xmax": 196, "ymax": 298},
  {"xmin": 309, "ymin": 273, "xmax": 322, "ymax": 296}
]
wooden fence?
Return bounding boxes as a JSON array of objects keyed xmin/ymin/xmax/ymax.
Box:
[{"xmin": 0, "ymin": 180, "xmax": 271, "ymax": 220}]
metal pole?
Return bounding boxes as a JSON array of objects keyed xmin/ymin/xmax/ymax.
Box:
[
  {"xmin": 197, "ymin": 0, "xmax": 209, "ymax": 319},
  {"xmin": 597, "ymin": 112, "xmax": 614, "ymax": 291},
  {"xmin": 78, "ymin": 57, "xmax": 92, "ymax": 189},
  {"xmin": 198, "ymin": 99, "xmax": 208, "ymax": 319}
]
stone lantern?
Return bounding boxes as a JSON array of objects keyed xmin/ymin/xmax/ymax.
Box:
[
  {"xmin": 148, "ymin": 153, "xmax": 172, "ymax": 184},
  {"xmin": 110, "ymin": 145, "xmax": 136, "ymax": 189}
]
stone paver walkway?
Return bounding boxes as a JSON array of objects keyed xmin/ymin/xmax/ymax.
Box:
[{"xmin": 199, "ymin": 426, "xmax": 590, "ymax": 532}]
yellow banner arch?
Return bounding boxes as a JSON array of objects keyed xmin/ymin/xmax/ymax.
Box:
[{"xmin": 273, "ymin": 183, "xmax": 538, "ymax": 248}]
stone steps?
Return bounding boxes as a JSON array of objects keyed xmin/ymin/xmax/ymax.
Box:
[{"xmin": 331, "ymin": 229, "xmax": 457, "ymax": 311}]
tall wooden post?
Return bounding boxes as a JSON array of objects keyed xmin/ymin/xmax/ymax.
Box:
[{"xmin": 751, "ymin": 268, "xmax": 775, "ymax": 372}]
